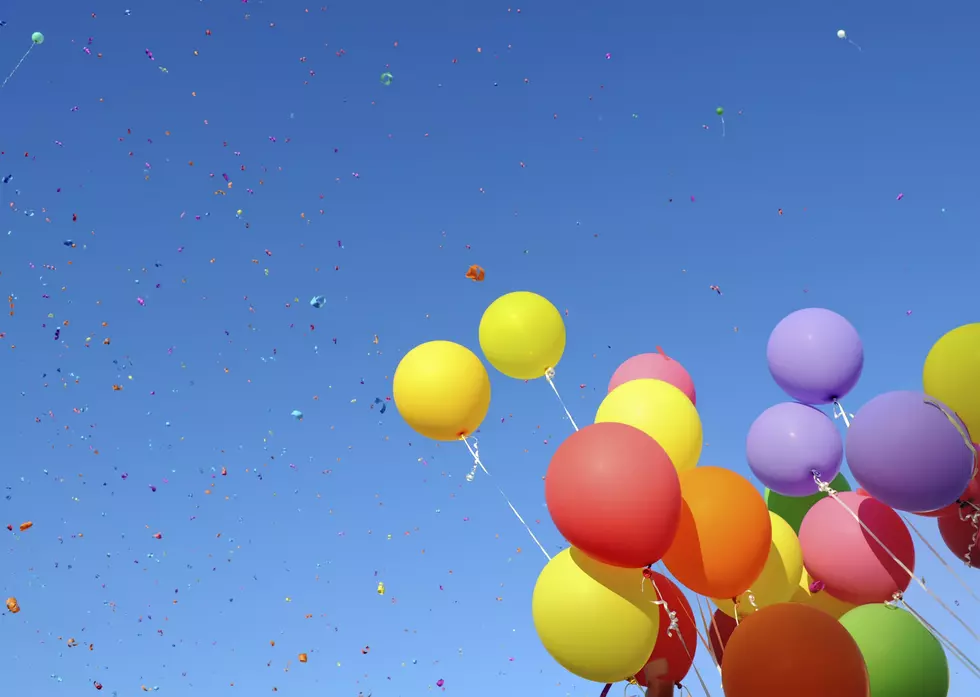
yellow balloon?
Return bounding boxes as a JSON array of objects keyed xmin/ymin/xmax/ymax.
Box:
[
  {"xmin": 713, "ymin": 512, "xmax": 803, "ymax": 617},
  {"xmin": 478, "ymin": 291, "xmax": 566, "ymax": 380},
  {"xmin": 595, "ymin": 379, "xmax": 703, "ymax": 473},
  {"xmin": 924, "ymin": 323, "xmax": 980, "ymax": 438},
  {"xmin": 790, "ymin": 570, "xmax": 855, "ymax": 619},
  {"xmin": 532, "ymin": 548, "xmax": 660, "ymax": 683},
  {"xmin": 393, "ymin": 341, "xmax": 490, "ymax": 441}
]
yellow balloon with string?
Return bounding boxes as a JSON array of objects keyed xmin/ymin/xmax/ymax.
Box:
[
  {"xmin": 923, "ymin": 323, "xmax": 980, "ymax": 438},
  {"xmin": 595, "ymin": 379, "xmax": 703, "ymax": 473},
  {"xmin": 393, "ymin": 341, "xmax": 491, "ymax": 441},
  {"xmin": 532, "ymin": 548, "xmax": 660, "ymax": 683},
  {"xmin": 713, "ymin": 512, "xmax": 803, "ymax": 617},
  {"xmin": 479, "ymin": 291, "xmax": 566, "ymax": 380}
]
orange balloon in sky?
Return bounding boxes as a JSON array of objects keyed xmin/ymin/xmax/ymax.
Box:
[
  {"xmin": 662, "ymin": 467, "xmax": 771, "ymax": 598},
  {"xmin": 721, "ymin": 603, "xmax": 869, "ymax": 697}
]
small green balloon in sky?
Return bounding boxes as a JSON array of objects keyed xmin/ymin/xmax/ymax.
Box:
[
  {"xmin": 380, "ymin": 71, "xmax": 393, "ymax": 86},
  {"xmin": 715, "ymin": 106, "xmax": 724, "ymax": 116},
  {"xmin": 31, "ymin": 32, "xmax": 45, "ymax": 45}
]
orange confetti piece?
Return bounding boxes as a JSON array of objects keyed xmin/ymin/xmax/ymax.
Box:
[{"xmin": 465, "ymin": 265, "xmax": 485, "ymax": 282}]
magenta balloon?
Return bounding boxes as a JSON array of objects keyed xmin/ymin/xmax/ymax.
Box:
[
  {"xmin": 766, "ymin": 308, "xmax": 864, "ymax": 405},
  {"xmin": 846, "ymin": 391, "xmax": 974, "ymax": 513},
  {"xmin": 746, "ymin": 402, "xmax": 843, "ymax": 496},
  {"xmin": 608, "ymin": 353, "xmax": 696, "ymax": 405},
  {"xmin": 799, "ymin": 492, "xmax": 915, "ymax": 605}
]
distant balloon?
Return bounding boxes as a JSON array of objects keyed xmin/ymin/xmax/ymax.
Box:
[
  {"xmin": 836, "ymin": 29, "xmax": 846, "ymax": 39},
  {"xmin": 31, "ymin": 32, "xmax": 44, "ymax": 44},
  {"xmin": 716, "ymin": 107, "xmax": 724, "ymax": 115},
  {"xmin": 380, "ymin": 71, "xmax": 393, "ymax": 86}
]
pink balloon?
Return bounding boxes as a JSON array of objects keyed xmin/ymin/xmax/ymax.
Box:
[
  {"xmin": 799, "ymin": 492, "xmax": 914, "ymax": 605},
  {"xmin": 608, "ymin": 353, "xmax": 696, "ymax": 405}
]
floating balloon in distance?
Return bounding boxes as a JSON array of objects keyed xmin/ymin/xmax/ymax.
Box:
[
  {"xmin": 634, "ymin": 572, "xmax": 697, "ymax": 686},
  {"xmin": 545, "ymin": 422, "xmax": 681, "ymax": 568},
  {"xmin": 608, "ymin": 352, "xmax": 696, "ymax": 405},
  {"xmin": 32, "ymin": 32, "xmax": 45, "ymax": 44},
  {"xmin": 707, "ymin": 608, "xmax": 737, "ymax": 664},
  {"xmin": 721, "ymin": 603, "xmax": 870, "ymax": 697},
  {"xmin": 765, "ymin": 472, "xmax": 852, "ymax": 534},
  {"xmin": 937, "ymin": 510, "xmax": 980, "ymax": 569},
  {"xmin": 747, "ymin": 402, "xmax": 843, "ymax": 496},
  {"xmin": 790, "ymin": 569, "xmax": 855, "ymax": 619},
  {"xmin": 662, "ymin": 467, "xmax": 771, "ymax": 598},
  {"xmin": 846, "ymin": 391, "xmax": 974, "ymax": 513},
  {"xmin": 393, "ymin": 341, "xmax": 490, "ymax": 441},
  {"xmin": 532, "ymin": 548, "xmax": 660, "ymax": 683},
  {"xmin": 478, "ymin": 291, "xmax": 565, "ymax": 380},
  {"xmin": 840, "ymin": 604, "xmax": 950, "ymax": 697},
  {"xmin": 914, "ymin": 448, "xmax": 980, "ymax": 517},
  {"xmin": 595, "ymin": 379, "xmax": 702, "ymax": 474},
  {"xmin": 924, "ymin": 323, "xmax": 980, "ymax": 438},
  {"xmin": 766, "ymin": 308, "xmax": 864, "ymax": 405},
  {"xmin": 714, "ymin": 512, "xmax": 803, "ymax": 618},
  {"xmin": 799, "ymin": 492, "xmax": 914, "ymax": 604}
]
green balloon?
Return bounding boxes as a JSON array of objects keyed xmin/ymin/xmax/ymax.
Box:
[
  {"xmin": 31, "ymin": 32, "xmax": 44, "ymax": 45},
  {"xmin": 764, "ymin": 472, "xmax": 851, "ymax": 534},
  {"xmin": 840, "ymin": 604, "xmax": 949, "ymax": 697},
  {"xmin": 715, "ymin": 107, "xmax": 724, "ymax": 115}
]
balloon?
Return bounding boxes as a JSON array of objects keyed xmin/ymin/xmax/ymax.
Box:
[
  {"xmin": 713, "ymin": 512, "xmax": 803, "ymax": 618},
  {"xmin": 914, "ymin": 448, "xmax": 980, "ymax": 517},
  {"xmin": 746, "ymin": 402, "xmax": 843, "ymax": 496},
  {"xmin": 937, "ymin": 510, "xmax": 980, "ymax": 569},
  {"xmin": 790, "ymin": 569, "xmax": 855, "ymax": 619},
  {"xmin": 608, "ymin": 353, "xmax": 696, "ymax": 405},
  {"xmin": 595, "ymin": 379, "xmax": 703, "ymax": 474},
  {"xmin": 799, "ymin": 492, "xmax": 914, "ymax": 604},
  {"xmin": 545, "ymin": 423, "xmax": 682, "ymax": 568},
  {"xmin": 532, "ymin": 548, "xmax": 660, "ymax": 683},
  {"xmin": 31, "ymin": 32, "xmax": 44, "ymax": 45},
  {"xmin": 633, "ymin": 573, "xmax": 697, "ymax": 686},
  {"xmin": 662, "ymin": 467, "xmax": 771, "ymax": 598},
  {"xmin": 715, "ymin": 106, "xmax": 724, "ymax": 115},
  {"xmin": 765, "ymin": 472, "xmax": 852, "ymax": 534},
  {"xmin": 923, "ymin": 323, "xmax": 980, "ymax": 438},
  {"xmin": 837, "ymin": 29, "xmax": 847, "ymax": 39},
  {"xmin": 840, "ymin": 604, "xmax": 950, "ymax": 697},
  {"xmin": 392, "ymin": 341, "xmax": 490, "ymax": 441},
  {"xmin": 478, "ymin": 291, "xmax": 565, "ymax": 380},
  {"xmin": 846, "ymin": 391, "xmax": 974, "ymax": 512},
  {"xmin": 766, "ymin": 308, "xmax": 864, "ymax": 405},
  {"xmin": 706, "ymin": 608, "xmax": 737, "ymax": 664},
  {"xmin": 721, "ymin": 603, "xmax": 870, "ymax": 697}
]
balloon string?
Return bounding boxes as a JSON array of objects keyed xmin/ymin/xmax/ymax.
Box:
[
  {"xmin": 902, "ymin": 514, "xmax": 980, "ymax": 604},
  {"xmin": 599, "ymin": 684, "xmax": 612, "ymax": 697},
  {"xmin": 545, "ymin": 367, "xmax": 580, "ymax": 432},
  {"xmin": 461, "ymin": 437, "xmax": 552, "ymax": 561},
  {"xmin": 0, "ymin": 43, "xmax": 34, "ymax": 91},
  {"xmin": 896, "ymin": 597, "xmax": 980, "ymax": 680},
  {"xmin": 848, "ymin": 39, "xmax": 863, "ymax": 52},
  {"xmin": 814, "ymin": 472, "xmax": 980, "ymax": 643},
  {"xmin": 923, "ymin": 398, "xmax": 978, "ymax": 475},
  {"xmin": 691, "ymin": 594, "xmax": 722, "ymax": 673},
  {"xmin": 831, "ymin": 399, "xmax": 853, "ymax": 428},
  {"xmin": 959, "ymin": 505, "xmax": 980, "ymax": 569}
]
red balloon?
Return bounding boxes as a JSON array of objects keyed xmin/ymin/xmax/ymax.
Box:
[
  {"xmin": 545, "ymin": 423, "xmax": 682, "ymax": 568},
  {"xmin": 938, "ymin": 510, "xmax": 980, "ymax": 569},
  {"xmin": 633, "ymin": 573, "xmax": 697, "ymax": 686},
  {"xmin": 914, "ymin": 445, "xmax": 980, "ymax": 518},
  {"xmin": 707, "ymin": 608, "xmax": 737, "ymax": 665}
]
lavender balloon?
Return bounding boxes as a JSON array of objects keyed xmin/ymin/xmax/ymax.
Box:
[
  {"xmin": 846, "ymin": 391, "xmax": 974, "ymax": 512},
  {"xmin": 767, "ymin": 308, "xmax": 864, "ymax": 405},
  {"xmin": 746, "ymin": 402, "xmax": 844, "ymax": 496}
]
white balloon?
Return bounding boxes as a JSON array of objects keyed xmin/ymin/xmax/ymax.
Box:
[{"xmin": 837, "ymin": 29, "xmax": 847, "ymax": 39}]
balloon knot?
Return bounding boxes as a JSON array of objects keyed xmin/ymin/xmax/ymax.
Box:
[
  {"xmin": 545, "ymin": 367, "xmax": 556, "ymax": 380},
  {"xmin": 808, "ymin": 579, "xmax": 825, "ymax": 593},
  {"xmin": 642, "ymin": 567, "xmax": 655, "ymax": 580}
]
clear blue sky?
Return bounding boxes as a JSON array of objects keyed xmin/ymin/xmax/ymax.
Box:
[{"xmin": 1, "ymin": 1, "xmax": 977, "ymax": 695}]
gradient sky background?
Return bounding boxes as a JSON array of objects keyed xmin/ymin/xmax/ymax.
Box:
[{"xmin": 1, "ymin": 0, "xmax": 978, "ymax": 695}]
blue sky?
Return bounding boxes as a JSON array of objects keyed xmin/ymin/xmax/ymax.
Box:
[{"xmin": 1, "ymin": 1, "xmax": 978, "ymax": 695}]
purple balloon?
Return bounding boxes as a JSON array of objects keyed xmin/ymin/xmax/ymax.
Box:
[
  {"xmin": 846, "ymin": 391, "xmax": 974, "ymax": 512},
  {"xmin": 746, "ymin": 402, "xmax": 844, "ymax": 496},
  {"xmin": 767, "ymin": 308, "xmax": 864, "ymax": 405}
]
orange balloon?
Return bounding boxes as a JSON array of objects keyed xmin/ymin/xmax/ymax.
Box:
[
  {"xmin": 722, "ymin": 603, "xmax": 869, "ymax": 697},
  {"xmin": 662, "ymin": 467, "xmax": 771, "ymax": 598}
]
